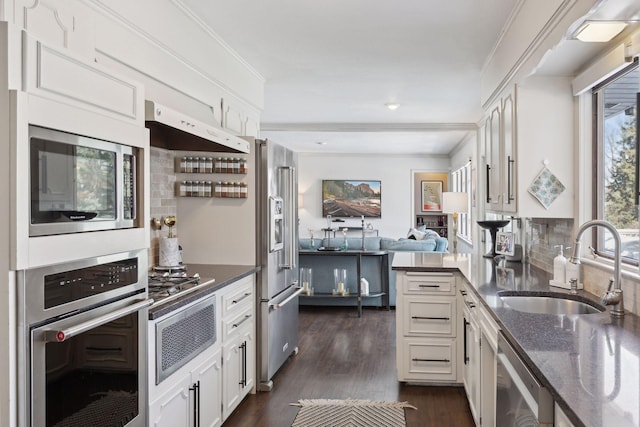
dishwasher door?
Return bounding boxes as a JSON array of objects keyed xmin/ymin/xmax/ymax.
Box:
[{"xmin": 496, "ymin": 332, "xmax": 553, "ymax": 427}]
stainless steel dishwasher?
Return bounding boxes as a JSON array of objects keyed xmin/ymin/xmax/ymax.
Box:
[{"xmin": 496, "ymin": 332, "xmax": 553, "ymax": 427}]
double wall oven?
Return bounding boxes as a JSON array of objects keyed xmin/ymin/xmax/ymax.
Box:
[{"xmin": 16, "ymin": 249, "xmax": 152, "ymax": 427}]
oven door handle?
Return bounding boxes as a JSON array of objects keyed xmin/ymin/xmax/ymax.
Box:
[{"xmin": 43, "ymin": 299, "xmax": 153, "ymax": 343}]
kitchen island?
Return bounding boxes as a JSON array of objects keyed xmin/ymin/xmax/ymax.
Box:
[{"xmin": 393, "ymin": 252, "xmax": 640, "ymax": 427}]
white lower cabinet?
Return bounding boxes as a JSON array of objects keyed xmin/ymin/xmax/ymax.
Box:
[
  {"xmin": 459, "ymin": 281, "xmax": 500, "ymax": 427},
  {"xmin": 222, "ymin": 325, "xmax": 255, "ymax": 420},
  {"xmin": 461, "ymin": 288, "xmax": 481, "ymax": 426},
  {"xmin": 150, "ymin": 346, "xmax": 222, "ymax": 427},
  {"xmin": 396, "ymin": 271, "xmax": 458, "ymax": 383},
  {"xmin": 195, "ymin": 350, "xmax": 224, "ymax": 427},
  {"xmin": 219, "ymin": 274, "xmax": 256, "ymax": 421},
  {"xmin": 149, "ymin": 274, "xmax": 256, "ymax": 427}
]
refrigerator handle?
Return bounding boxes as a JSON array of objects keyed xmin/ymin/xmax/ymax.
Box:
[
  {"xmin": 279, "ymin": 166, "xmax": 296, "ymax": 269},
  {"xmin": 270, "ymin": 287, "xmax": 304, "ymax": 310}
]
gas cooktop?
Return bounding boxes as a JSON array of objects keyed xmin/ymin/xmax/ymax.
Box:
[{"xmin": 148, "ymin": 265, "xmax": 207, "ymax": 307}]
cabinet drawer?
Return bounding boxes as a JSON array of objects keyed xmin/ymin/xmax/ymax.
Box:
[
  {"xmin": 221, "ymin": 276, "xmax": 254, "ymax": 317},
  {"xmin": 403, "ymin": 273, "xmax": 455, "ymax": 295},
  {"xmin": 222, "ymin": 305, "xmax": 253, "ymax": 341},
  {"xmin": 402, "ymin": 297, "xmax": 456, "ymax": 337},
  {"xmin": 398, "ymin": 337, "xmax": 457, "ymax": 382}
]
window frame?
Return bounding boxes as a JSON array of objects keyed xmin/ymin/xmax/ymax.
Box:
[
  {"xmin": 592, "ymin": 59, "xmax": 639, "ymax": 265},
  {"xmin": 452, "ymin": 161, "xmax": 472, "ymax": 244}
]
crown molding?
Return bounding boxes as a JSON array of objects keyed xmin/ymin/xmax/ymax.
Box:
[{"xmin": 261, "ymin": 122, "xmax": 478, "ymax": 132}]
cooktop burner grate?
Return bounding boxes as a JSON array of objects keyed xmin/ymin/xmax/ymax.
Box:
[{"xmin": 148, "ymin": 270, "xmax": 201, "ymax": 306}]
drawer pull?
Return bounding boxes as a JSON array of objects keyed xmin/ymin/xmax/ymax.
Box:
[
  {"xmin": 232, "ymin": 292, "xmax": 251, "ymax": 304},
  {"xmin": 464, "ymin": 300, "xmax": 476, "ymax": 309},
  {"xmin": 411, "ymin": 316, "xmax": 450, "ymax": 321},
  {"xmin": 418, "ymin": 284, "xmax": 440, "ymax": 288},
  {"xmin": 233, "ymin": 314, "xmax": 252, "ymax": 328},
  {"xmin": 459, "ymin": 290, "xmax": 467, "ymax": 296},
  {"xmin": 412, "ymin": 358, "xmax": 450, "ymax": 363}
]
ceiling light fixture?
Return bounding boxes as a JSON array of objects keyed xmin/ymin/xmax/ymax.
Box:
[
  {"xmin": 385, "ymin": 103, "xmax": 400, "ymax": 111},
  {"xmin": 574, "ymin": 21, "xmax": 628, "ymax": 42}
]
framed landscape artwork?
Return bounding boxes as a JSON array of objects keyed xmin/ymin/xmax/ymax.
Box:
[
  {"xmin": 322, "ymin": 180, "xmax": 381, "ymax": 218},
  {"xmin": 421, "ymin": 181, "xmax": 442, "ymax": 212}
]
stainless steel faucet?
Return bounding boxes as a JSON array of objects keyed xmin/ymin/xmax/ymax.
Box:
[{"xmin": 569, "ymin": 220, "xmax": 624, "ymax": 317}]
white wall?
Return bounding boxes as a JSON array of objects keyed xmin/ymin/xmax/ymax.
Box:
[{"xmin": 298, "ymin": 153, "xmax": 450, "ymax": 239}]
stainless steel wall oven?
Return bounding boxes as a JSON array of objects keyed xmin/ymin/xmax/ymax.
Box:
[{"xmin": 17, "ymin": 249, "xmax": 152, "ymax": 427}]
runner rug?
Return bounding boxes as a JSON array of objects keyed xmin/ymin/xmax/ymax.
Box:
[{"xmin": 290, "ymin": 399, "xmax": 416, "ymax": 427}]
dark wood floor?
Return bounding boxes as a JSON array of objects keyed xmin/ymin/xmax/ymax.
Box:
[{"xmin": 222, "ymin": 306, "xmax": 474, "ymax": 427}]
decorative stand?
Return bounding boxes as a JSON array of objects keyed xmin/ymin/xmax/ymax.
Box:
[{"xmin": 477, "ymin": 220, "xmax": 510, "ymax": 258}]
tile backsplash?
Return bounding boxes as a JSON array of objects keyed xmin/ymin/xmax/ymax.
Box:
[
  {"xmin": 150, "ymin": 147, "xmax": 178, "ymax": 265},
  {"xmin": 525, "ymin": 218, "xmax": 574, "ymax": 273}
]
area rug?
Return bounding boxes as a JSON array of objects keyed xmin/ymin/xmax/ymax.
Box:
[{"xmin": 290, "ymin": 399, "xmax": 416, "ymax": 427}]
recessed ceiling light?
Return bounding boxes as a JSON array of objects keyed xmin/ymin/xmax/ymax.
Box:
[
  {"xmin": 574, "ymin": 21, "xmax": 628, "ymax": 42},
  {"xmin": 385, "ymin": 103, "xmax": 400, "ymax": 111},
  {"xmin": 316, "ymin": 141, "xmax": 327, "ymax": 145}
]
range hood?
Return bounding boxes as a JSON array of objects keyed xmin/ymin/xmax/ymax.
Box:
[{"xmin": 145, "ymin": 100, "xmax": 250, "ymax": 153}]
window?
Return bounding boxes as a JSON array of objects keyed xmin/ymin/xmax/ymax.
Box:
[
  {"xmin": 452, "ymin": 162, "xmax": 472, "ymax": 243},
  {"xmin": 593, "ymin": 60, "xmax": 639, "ymax": 263}
]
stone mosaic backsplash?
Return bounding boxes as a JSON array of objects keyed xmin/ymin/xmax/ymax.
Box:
[{"xmin": 150, "ymin": 147, "xmax": 178, "ymax": 266}]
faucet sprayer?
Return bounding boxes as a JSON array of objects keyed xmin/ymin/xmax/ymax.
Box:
[{"xmin": 569, "ymin": 220, "xmax": 624, "ymax": 317}]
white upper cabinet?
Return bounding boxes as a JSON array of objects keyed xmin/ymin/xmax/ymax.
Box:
[
  {"xmin": 483, "ymin": 76, "xmax": 574, "ymax": 218},
  {"xmin": 221, "ymin": 97, "xmax": 246, "ymax": 135},
  {"xmin": 22, "ymin": 32, "xmax": 145, "ymax": 126},
  {"xmin": 6, "ymin": 0, "xmax": 95, "ymax": 58},
  {"xmin": 501, "ymin": 94, "xmax": 516, "ymax": 213},
  {"xmin": 485, "ymin": 106, "xmax": 502, "ymax": 211}
]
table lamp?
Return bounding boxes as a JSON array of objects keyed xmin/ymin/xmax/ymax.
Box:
[{"xmin": 442, "ymin": 192, "xmax": 468, "ymax": 253}]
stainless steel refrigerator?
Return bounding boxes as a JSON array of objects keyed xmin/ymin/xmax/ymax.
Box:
[{"xmin": 255, "ymin": 138, "xmax": 301, "ymax": 391}]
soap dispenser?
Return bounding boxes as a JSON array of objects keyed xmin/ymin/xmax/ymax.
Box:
[{"xmin": 551, "ymin": 245, "xmax": 566, "ymax": 286}]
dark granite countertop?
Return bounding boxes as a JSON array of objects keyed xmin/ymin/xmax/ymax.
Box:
[
  {"xmin": 148, "ymin": 264, "xmax": 259, "ymax": 320},
  {"xmin": 392, "ymin": 252, "xmax": 640, "ymax": 427}
]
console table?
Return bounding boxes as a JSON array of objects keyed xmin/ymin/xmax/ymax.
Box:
[
  {"xmin": 321, "ymin": 227, "xmax": 379, "ymax": 238},
  {"xmin": 298, "ymin": 249, "xmax": 389, "ymax": 317}
]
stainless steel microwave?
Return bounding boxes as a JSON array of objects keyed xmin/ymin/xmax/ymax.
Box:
[{"xmin": 29, "ymin": 125, "xmax": 138, "ymax": 236}]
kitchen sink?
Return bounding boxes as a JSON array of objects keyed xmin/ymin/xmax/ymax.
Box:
[{"xmin": 498, "ymin": 292, "xmax": 605, "ymax": 315}]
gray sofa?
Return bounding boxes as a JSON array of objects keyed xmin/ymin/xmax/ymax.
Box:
[{"xmin": 298, "ymin": 234, "xmax": 448, "ymax": 307}]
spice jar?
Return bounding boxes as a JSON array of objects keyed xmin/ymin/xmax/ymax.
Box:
[
  {"xmin": 240, "ymin": 182, "xmax": 248, "ymax": 198},
  {"xmin": 215, "ymin": 181, "xmax": 222, "ymax": 198},
  {"xmin": 215, "ymin": 157, "xmax": 223, "ymax": 173}
]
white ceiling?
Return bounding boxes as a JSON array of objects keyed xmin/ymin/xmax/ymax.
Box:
[{"xmin": 178, "ymin": 0, "xmax": 638, "ymax": 154}]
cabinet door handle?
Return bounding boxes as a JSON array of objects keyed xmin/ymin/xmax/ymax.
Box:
[
  {"xmin": 486, "ymin": 164, "xmax": 491, "ymax": 203},
  {"xmin": 507, "ymin": 155, "xmax": 515, "ymax": 203},
  {"xmin": 233, "ymin": 314, "xmax": 252, "ymax": 329},
  {"xmin": 189, "ymin": 380, "xmax": 200, "ymax": 427},
  {"xmin": 411, "ymin": 316, "xmax": 450, "ymax": 321},
  {"xmin": 459, "ymin": 290, "xmax": 467, "ymax": 296},
  {"xmin": 412, "ymin": 358, "xmax": 450, "ymax": 363},
  {"xmin": 463, "ymin": 318, "xmax": 469, "ymax": 365},
  {"xmin": 239, "ymin": 341, "xmax": 247, "ymax": 388},
  {"xmin": 464, "ymin": 300, "xmax": 476, "ymax": 309},
  {"xmin": 232, "ymin": 292, "xmax": 251, "ymax": 304},
  {"xmin": 418, "ymin": 284, "xmax": 440, "ymax": 288}
]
